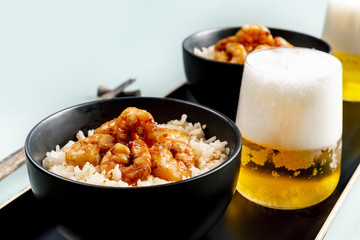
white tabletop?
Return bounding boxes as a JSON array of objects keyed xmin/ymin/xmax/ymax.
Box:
[{"xmin": 1, "ymin": 0, "xmax": 359, "ymax": 238}]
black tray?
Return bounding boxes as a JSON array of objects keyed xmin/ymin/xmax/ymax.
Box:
[{"xmin": 1, "ymin": 84, "xmax": 360, "ymax": 240}]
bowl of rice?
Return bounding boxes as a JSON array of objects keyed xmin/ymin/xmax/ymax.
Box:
[
  {"xmin": 182, "ymin": 24, "xmax": 332, "ymax": 120},
  {"xmin": 25, "ymin": 97, "xmax": 242, "ymax": 240}
]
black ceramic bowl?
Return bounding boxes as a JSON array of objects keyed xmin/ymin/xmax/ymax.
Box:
[
  {"xmin": 182, "ymin": 27, "xmax": 332, "ymax": 120},
  {"xmin": 25, "ymin": 97, "xmax": 242, "ymax": 240}
]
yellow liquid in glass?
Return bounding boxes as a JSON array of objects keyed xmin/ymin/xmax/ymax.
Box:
[
  {"xmin": 334, "ymin": 51, "xmax": 360, "ymax": 101},
  {"xmin": 236, "ymin": 138, "xmax": 341, "ymax": 209}
]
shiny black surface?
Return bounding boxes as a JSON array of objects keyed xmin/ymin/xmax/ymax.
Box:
[
  {"xmin": 23, "ymin": 97, "xmax": 241, "ymax": 240},
  {"xmin": 182, "ymin": 27, "xmax": 332, "ymax": 120}
]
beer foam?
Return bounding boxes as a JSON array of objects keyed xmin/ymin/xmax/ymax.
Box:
[{"xmin": 236, "ymin": 48, "xmax": 342, "ymax": 150}]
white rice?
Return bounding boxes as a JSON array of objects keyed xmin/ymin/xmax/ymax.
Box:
[
  {"xmin": 42, "ymin": 114, "xmax": 229, "ymax": 187},
  {"xmin": 193, "ymin": 45, "xmax": 217, "ymax": 60}
]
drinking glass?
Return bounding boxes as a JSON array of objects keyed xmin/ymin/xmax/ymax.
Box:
[
  {"xmin": 322, "ymin": 0, "xmax": 360, "ymax": 101},
  {"xmin": 235, "ymin": 47, "xmax": 342, "ymax": 209}
]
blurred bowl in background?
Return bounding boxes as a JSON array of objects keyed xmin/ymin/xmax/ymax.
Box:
[{"xmin": 182, "ymin": 26, "xmax": 332, "ymax": 120}]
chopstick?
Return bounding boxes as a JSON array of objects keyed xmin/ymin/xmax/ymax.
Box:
[
  {"xmin": 0, "ymin": 78, "xmax": 138, "ymax": 181},
  {"xmin": 0, "ymin": 147, "xmax": 25, "ymax": 180},
  {"xmin": 97, "ymin": 78, "xmax": 138, "ymax": 100}
]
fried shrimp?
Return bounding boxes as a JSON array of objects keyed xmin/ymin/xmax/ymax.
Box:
[
  {"xmin": 214, "ymin": 36, "xmax": 235, "ymax": 51},
  {"xmin": 150, "ymin": 128, "xmax": 195, "ymax": 181},
  {"xmin": 253, "ymin": 44, "xmax": 272, "ymax": 51},
  {"xmin": 214, "ymin": 51, "xmax": 230, "ymax": 62},
  {"xmin": 115, "ymin": 107, "xmax": 158, "ymax": 146},
  {"xmin": 196, "ymin": 24, "xmax": 294, "ymax": 65},
  {"xmin": 235, "ymin": 23, "xmax": 274, "ymax": 48},
  {"xmin": 65, "ymin": 134, "xmax": 116, "ymax": 168},
  {"xmin": 99, "ymin": 142, "xmax": 131, "ymax": 175},
  {"xmin": 100, "ymin": 134, "xmax": 152, "ymax": 185},
  {"xmin": 213, "ymin": 36, "xmax": 247, "ymax": 64},
  {"xmin": 94, "ymin": 118, "xmax": 117, "ymax": 136},
  {"xmin": 274, "ymin": 36, "xmax": 293, "ymax": 47},
  {"xmin": 226, "ymin": 42, "xmax": 247, "ymax": 64}
]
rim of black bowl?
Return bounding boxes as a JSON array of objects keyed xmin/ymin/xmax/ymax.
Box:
[
  {"xmin": 182, "ymin": 26, "xmax": 332, "ymax": 66},
  {"xmin": 25, "ymin": 97, "xmax": 242, "ymax": 190}
]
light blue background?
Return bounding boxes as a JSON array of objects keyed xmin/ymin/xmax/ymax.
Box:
[{"xmin": 0, "ymin": 0, "xmax": 328, "ymax": 160}]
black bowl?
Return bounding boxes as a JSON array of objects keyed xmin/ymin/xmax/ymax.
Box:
[
  {"xmin": 25, "ymin": 97, "xmax": 242, "ymax": 240},
  {"xmin": 182, "ymin": 27, "xmax": 332, "ymax": 120}
]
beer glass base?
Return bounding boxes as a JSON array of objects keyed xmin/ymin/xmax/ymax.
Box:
[
  {"xmin": 236, "ymin": 188, "xmax": 338, "ymax": 210},
  {"xmin": 236, "ymin": 163, "xmax": 341, "ymax": 210}
]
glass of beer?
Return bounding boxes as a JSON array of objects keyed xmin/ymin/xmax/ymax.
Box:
[
  {"xmin": 322, "ymin": 0, "xmax": 360, "ymax": 101},
  {"xmin": 235, "ymin": 47, "xmax": 342, "ymax": 209}
]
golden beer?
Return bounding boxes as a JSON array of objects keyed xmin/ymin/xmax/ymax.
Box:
[
  {"xmin": 237, "ymin": 138, "xmax": 341, "ymax": 209},
  {"xmin": 236, "ymin": 48, "xmax": 342, "ymax": 209},
  {"xmin": 333, "ymin": 52, "xmax": 360, "ymax": 101},
  {"xmin": 322, "ymin": 0, "xmax": 360, "ymax": 101}
]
